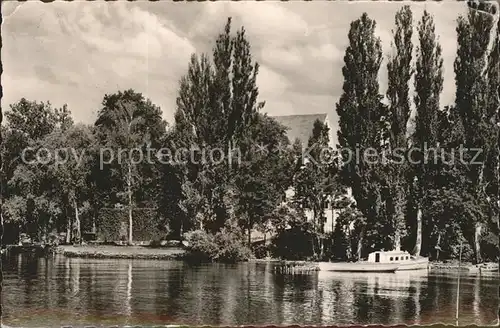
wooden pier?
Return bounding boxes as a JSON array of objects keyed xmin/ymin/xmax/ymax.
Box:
[{"xmin": 273, "ymin": 260, "xmax": 320, "ymax": 275}]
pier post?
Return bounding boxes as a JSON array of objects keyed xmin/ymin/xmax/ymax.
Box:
[{"xmin": 456, "ymin": 241, "xmax": 463, "ymax": 326}]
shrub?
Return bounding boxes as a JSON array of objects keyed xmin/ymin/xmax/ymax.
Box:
[
  {"xmin": 215, "ymin": 224, "xmax": 253, "ymax": 262},
  {"xmin": 183, "ymin": 229, "xmax": 219, "ymax": 262},
  {"xmin": 183, "ymin": 224, "xmax": 252, "ymax": 263}
]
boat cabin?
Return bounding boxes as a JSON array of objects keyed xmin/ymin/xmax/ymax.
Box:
[{"xmin": 367, "ymin": 250, "xmax": 413, "ymax": 263}]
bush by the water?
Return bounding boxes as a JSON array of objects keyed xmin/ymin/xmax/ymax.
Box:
[{"xmin": 183, "ymin": 224, "xmax": 252, "ymax": 263}]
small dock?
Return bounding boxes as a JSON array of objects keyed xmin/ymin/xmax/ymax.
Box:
[
  {"xmin": 429, "ymin": 262, "xmax": 471, "ymax": 272},
  {"xmin": 273, "ymin": 260, "xmax": 320, "ymax": 275},
  {"xmin": 429, "ymin": 262, "xmax": 499, "ymax": 274}
]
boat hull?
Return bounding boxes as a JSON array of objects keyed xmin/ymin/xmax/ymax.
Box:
[
  {"xmin": 318, "ymin": 262, "xmax": 399, "ymax": 273},
  {"xmin": 395, "ymin": 257, "xmax": 429, "ymax": 271}
]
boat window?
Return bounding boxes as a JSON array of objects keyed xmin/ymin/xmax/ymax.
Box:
[
  {"xmin": 395, "ymin": 257, "xmax": 399, "ymax": 261},
  {"xmin": 406, "ymin": 256, "xmax": 409, "ymax": 260},
  {"xmin": 390, "ymin": 257, "xmax": 393, "ymax": 261}
]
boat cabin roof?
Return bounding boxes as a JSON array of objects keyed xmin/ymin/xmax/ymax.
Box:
[{"xmin": 367, "ymin": 250, "xmax": 412, "ymax": 263}]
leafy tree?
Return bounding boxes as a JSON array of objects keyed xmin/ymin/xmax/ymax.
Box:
[
  {"xmin": 5, "ymin": 99, "xmax": 58, "ymax": 141},
  {"xmin": 484, "ymin": 3, "xmax": 500, "ymax": 261},
  {"xmin": 385, "ymin": 5, "xmax": 413, "ymax": 251},
  {"xmin": 454, "ymin": 7, "xmax": 496, "ymax": 263},
  {"xmin": 44, "ymin": 124, "xmax": 95, "ymax": 243},
  {"xmin": 412, "ymin": 10, "xmax": 444, "ymax": 256},
  {"xmin": 2, "ymin": 99, "xmax": 72, "ymax": 194},
  {"xmin": 234, "ymin": 114, "xmax": 294, "ymax": 246},
  {"xmin": 292, "ymin": 119, "xmax": 338, "ymax": 258},
  {"xmin": 5, "ymin": 164, "xmax": 58, "ymax": 241},
  {"xmin": 94, "ymin": 89, "xmax": 167, "ymax": 244},
  {"xmin": 2, "ymin": 100, "xmax": 75, "ymax": 242},
  {"xmin": 418, "ymin": 106, "xmax": 458, "ymax": 258},
  {"xmin": 336, "ymin": 13, "xmax": 386, "ymax": 259},
  {"xmin": 167, "ymin": 17, "xmax": 266, "ymax": 235},
  {"xmin": 332, "ymin": 202, "xmax": 365, "ymax": 261}
]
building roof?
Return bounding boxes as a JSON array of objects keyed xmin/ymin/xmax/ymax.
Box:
[{"xmin": 271, "ymin": 113, "xmax": 327, "ymax": 145}]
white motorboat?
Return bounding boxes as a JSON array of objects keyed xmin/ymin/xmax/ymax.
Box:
[{"xmin": 367, "ymin": 250, "xmax": 429, "ymax": 271}]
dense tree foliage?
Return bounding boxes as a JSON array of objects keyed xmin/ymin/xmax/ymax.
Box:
[
  {"xmin": 336, "ymin": 13, "xmax": 387, "ymax": 259},
  {"xmin": 411, "ymin": 10, "xmax": 444, "ymax": 259},
  {"xmin": 292, "ymin": 119, "xmax": 340, "ymax": 258},
  {"xmin": 94, "ymin": 89, "xmax": 167, "ymax": 244},
  {"xmin": 452, "ymin": 6, "xmax": 497, "ymax": 263},
  {"xmin": 385, "ymin": 5, "xmax": 413, "ymax": 251},
  {"xmin": 336, "ymin": 7, "xmax": 499, "ymax": 263}
]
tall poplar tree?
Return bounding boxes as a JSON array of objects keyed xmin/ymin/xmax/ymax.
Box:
[
  {"xmin": 385, "ymin": 5, "xmax": 413, "ymax": 251},
  {"xmin": 412, "ymin": 10, "xmax": 444, "ymax": 256},
  {"xmin": 454, "ymin": 7, "xmax": 496, "ymax": 263},
  {"xmin": 483, "ymin": 2, "xmax": 500, "ymax": 258},
  {"xmin": 169, "ymin": 17, "xmax": 266, "ymax": 233},
  {"xmin": 336, "ymin": 13, "xmax": 385, "ymax": 259}
]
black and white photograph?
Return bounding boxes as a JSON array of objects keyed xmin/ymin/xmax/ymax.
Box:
[{"xmin": 0, "ymin": 0, "xmax": 499, "ymax": 327}]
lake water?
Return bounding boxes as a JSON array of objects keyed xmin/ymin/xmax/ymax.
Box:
[{"xmin": 2, "ymin": 254, "xmax": 498, "ymax": 327}]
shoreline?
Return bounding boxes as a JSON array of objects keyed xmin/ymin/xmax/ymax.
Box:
[
  {"xmin": 4, "ymin": 245, "xmax": 496, "ymax": 274},
  {"xmin": 56, "ymin": 245, "xmax": 187, "ymax": 260}
]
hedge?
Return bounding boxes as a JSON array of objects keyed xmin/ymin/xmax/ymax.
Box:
[{"xmin": 96, "ymin": 208, "xmax": 166, "ymax": 242}]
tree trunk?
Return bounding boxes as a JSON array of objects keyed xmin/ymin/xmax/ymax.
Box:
[
  {"xmin": 73, "ymin": 199, "xmax": 81, "ymax": 244},
  {"xmin": 357, "ymin": 227, "xmax": 365, "ymax": 261},
  {"xmin": 311, "ymin": 236, "xmax": 316, "ymax": 258},
  {"xmin": 393, "ymin": 186, "xmax": 405, "ymax": 251},
  {"xmin": 474, "ymin": 223, "xmax": 483, "ymax": 264},
  {"xmin": 65, "ymin": 204, "xmax": 71, "ymax": 244},
  {"xmin": 436, "ymin": 233, "xmax": 441, "ymax": 261},
  {"xmin": 264, "ymin": 233, "xmax": 270, "ymax": 258},
  {"xmin": 66, "ymin": 217, "xmax": 72, "ymax": 245},
  {"xmin": 331, "ymin": 206, "xmax": 335, "ymax": 233},
  {"xmin": 345, "ymin": 227, "xmax": 352, "ymax": 260},
  {"xmin": 394, "ymin": 229, "xmax": 401, "ymax": 252},
  {"xmin": 473, "ymin": 163, "xmax": 489, "ymax": 264},
  {"xmin": 312, "ymin": 211, "xmax": 317, "ymax": 257},
  {"xmin": 127, "ymin": 162, "xmax": 133, "ymax": 245},
  {"xmin": 318, "ymin": 212, "xmax": 325, "ymax": 259},
  {"xmin": 473, "ymin": 165, "xmax": 485, "ymax": 264},
  {"xmin": 92, "ymin": 203, "xmax": 97, "ymax": 234},
  {"xmin": 319, "ymin": 237, "xmax": 324, "ymax": 259},
  {"xmin": 247, "ymin": 226, "xmax": 251, "ymax": 248},
  {"xmin": 413, "ymin": 206, "xmax": 423, "ymax": 256}
]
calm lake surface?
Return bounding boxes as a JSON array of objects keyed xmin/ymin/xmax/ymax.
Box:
[{"xmin": 2, "ymin": 254, "xmax": 498, "ymax": 327}]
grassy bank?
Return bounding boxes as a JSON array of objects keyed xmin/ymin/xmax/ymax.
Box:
[{"xmin": 57, "ymin": 245, "xmax": 186, "ymax": 260}]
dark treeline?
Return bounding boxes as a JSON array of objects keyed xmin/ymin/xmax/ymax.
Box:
[{"xmin": 1, "ymin": 7, "xmax": 499, "ymax": 263}]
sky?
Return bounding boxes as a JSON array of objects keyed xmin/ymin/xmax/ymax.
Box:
[{"xmin": 1, "ymin": 1, "xmax": 468, "ymax": 127}]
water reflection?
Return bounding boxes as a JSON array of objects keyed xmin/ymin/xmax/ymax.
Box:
[
  {"xmin": 2, "ymin": 254, "xmax": 498, "ymax": 327},
  {"xmin": 127, "ymin": 262, "xmax": 132, "ymax": 317}
]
